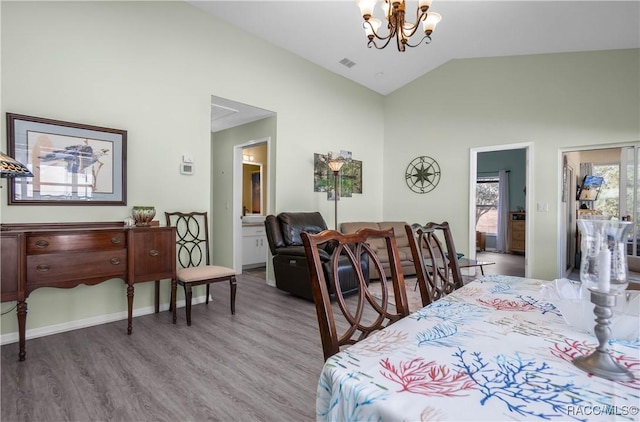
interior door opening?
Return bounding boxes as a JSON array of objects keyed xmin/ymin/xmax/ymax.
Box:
[
  {"xmin": 470, "ymin": 143, "xmax": 531, "ymax": 278},
  {"xmin": 560, "ymin": 144, "xmax": 640, "ymax": 281}
]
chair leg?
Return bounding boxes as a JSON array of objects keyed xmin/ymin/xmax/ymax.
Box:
[
  {"xmin": 184, "ymin": 284, "xmax": 193, "ymax": 326},
  {"xmin": 154, "ymin": 280, "xmax": 160, "ymax": 313},
  {"xmin": 206, "ymin": 284, "xmax": 210, "ymax": 305},
  {"xmin": 230, "ymin": 276, "xmax": 237, "ymax": 315},
  {"xmin": 171, "ymin": 279, "xmax": 177, "ymax": 324}
]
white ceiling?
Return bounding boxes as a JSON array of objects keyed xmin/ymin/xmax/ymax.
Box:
[{"xmin": 200, "ymin": 0, "xmax": 640, "ymax": 130}]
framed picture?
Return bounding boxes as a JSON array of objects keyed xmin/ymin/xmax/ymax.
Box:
[
  {"xmin": 6, "ymin": 113, "xmax": 127, "ymax": 205},
  {"xmin": 313, "ymin": 150, "xmax": 363, "ymax": 200}
]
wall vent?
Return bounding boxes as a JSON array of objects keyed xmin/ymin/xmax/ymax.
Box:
[{"xmin": 339, "ymin": 58, "xmax": 356, "ymax": 68}]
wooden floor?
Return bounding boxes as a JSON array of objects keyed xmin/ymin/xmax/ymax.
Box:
[
  {"xmin": 477, "ymin": 251, "xmax": 525, "ymax": 277},
  {"xmin": 1, "ymin": 272, "xmax": 322, "ymax": 422}
]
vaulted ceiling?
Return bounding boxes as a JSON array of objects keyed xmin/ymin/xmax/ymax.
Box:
[{"xmin": 197, "ymin": 1, "xmax": 639, "ymax": 131}]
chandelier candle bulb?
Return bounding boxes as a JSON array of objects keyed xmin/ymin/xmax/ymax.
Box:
[{"xmin": 597, "ymin": 244, "xmax": 611, "ymax": 292}]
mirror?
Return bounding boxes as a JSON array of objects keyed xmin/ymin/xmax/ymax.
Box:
[
  {"xmin": 242, "ymin": 162, "xmax": 262, "ymax": 215},
  {"xmin": 241, "ymin": 144, "xmax": 268, "ymax": 216}
]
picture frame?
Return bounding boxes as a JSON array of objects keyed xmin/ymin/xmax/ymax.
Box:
[
  {"xmin": 6, "ymin": 113, "xmax": 127, "ymax": 205},
  {"xmin": 313, "ymin": 150, "xmax": 363, "ymax": 200}
]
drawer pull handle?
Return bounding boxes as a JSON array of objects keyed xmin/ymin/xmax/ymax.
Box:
[
  {"xmin": 110, "ymin": 258, "xmax": 121, "ymax": 265},
  {"xmin": 149, "ymin": 250, "xmax": 159, "ymax": 257},
  {"xmin": 111, "ymin": 237, "xmax": 121, "ymax": 244},
  {"xmin": 35, "ymin": 240, "xmax": 49, "ymax": 248},
  {"xmin": 36, "ymin": 264, "xmax": 50, "ymax": 272}
]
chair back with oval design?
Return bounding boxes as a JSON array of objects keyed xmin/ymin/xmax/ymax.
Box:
[
  {"xmin": 406, "ymin": 222, "xmax": 464, "ymax": 307},
  {"xmin": 302, "ymin": 227, "xmax": 409, "ymax": 361}
]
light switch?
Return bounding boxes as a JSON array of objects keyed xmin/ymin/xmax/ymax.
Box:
[
  {"xmin": 182, "ymin": 154, "xmax": 194, "ymax": 163},
  {"xmin": 536, "ymin": 203, "xmax": 549, "ymax": 212}
]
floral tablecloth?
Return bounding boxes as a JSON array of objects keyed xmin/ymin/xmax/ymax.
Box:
[{"xmin": 316, "ymin": 275, "xmax": 640, "ymax": 421}]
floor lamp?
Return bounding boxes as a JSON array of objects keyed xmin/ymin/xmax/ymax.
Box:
[{"xmin": 327, "ymin": 155, "xmax": 345, "ymax": 231}]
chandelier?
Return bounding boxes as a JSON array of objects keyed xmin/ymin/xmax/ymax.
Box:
[{"xmin": 356, "ymin": 0, "xmax": 442, "ymax": 52}]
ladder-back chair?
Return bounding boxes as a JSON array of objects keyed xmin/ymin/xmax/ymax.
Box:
[
  {"xmin": 406, "ymin": 222, "xmax": 464, "ymax": 307},
  {"xmin": 301, "ymin": 227, "xmax": 410, "ymax": 361},
  {"xmin": 165, "ymin": 211, "xmax": 237, "ymax": 326}
]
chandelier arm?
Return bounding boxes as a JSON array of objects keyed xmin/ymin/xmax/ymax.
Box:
[
  {"xmin": 368, "ymin": 36, "xmax": 394, "ymax": 50},
  {"xmin": 403, "ymin": 34, "xmax": 432, "ymax": 48},
  {"xmin": 363, "ymin": 20, "xmax": 395, "ymax": 42},
  {"xmin": 414, "ymin": 7, "xmax": 429, "ymax": 24},
  {"xmin": 400, "ymin": 23, "xmax": 422, "ymax": 40},
  {"xmin": 401, "ymin": 7, "xmax": 428, "ymax": 40}
]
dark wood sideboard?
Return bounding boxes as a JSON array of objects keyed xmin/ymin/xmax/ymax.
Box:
[{"xmin": 0, "ymin": 222, "xmax": 176, "ymax": 361}]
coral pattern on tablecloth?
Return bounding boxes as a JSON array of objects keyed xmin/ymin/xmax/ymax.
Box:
[{"xmin": 316, "ymin": 276, "xmax": 640, "ymax": 421}]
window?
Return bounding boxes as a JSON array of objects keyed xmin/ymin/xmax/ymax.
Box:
[
  {"xmin": 592, "ymin": 164, "xmax": 619, "ymax": 220},
  {"xmin": 476, "ymin": 177, "xmax": 499, "ymax": 234}
]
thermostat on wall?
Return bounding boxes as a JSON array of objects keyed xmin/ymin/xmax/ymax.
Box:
[{"xmin": 180, "ymin": 162, "xmax": 194, "ymax": 175}]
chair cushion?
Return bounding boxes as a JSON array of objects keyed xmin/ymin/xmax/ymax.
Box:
[{"xmin": 177, "ymin": 265, "xmax": 236, "ymax": 283}]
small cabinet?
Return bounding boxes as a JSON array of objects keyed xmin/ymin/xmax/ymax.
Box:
[
  {"xmin": 508, "ymin": 212, "xmax": 526, "ymax": 254},
  {"xmin": 242, "ymin": 224, "xmax": 267, "ymax": 268},
  {"xmin": 128, "ymin": 227, "xmax": 175, "ymax": 283},
  {"xmin": 1, "ymin": 232, "xmax": 24, "ymax": 302}
]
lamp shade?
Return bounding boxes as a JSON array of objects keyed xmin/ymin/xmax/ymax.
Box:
[
  {"xmin": 423, "ymin": 12, "xmax": 441, "ymax": 34},
  {"xmin": 327, "ymin": 159, "xmax": 345, "ymax": 172},
  {"xmin": 0, "ymin": 151, "xmax": 33, "ymax": 178}
]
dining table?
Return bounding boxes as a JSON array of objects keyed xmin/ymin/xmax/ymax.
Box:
[{"xmin": 316, "ymin": 275, "xmax": 640, "ymax": 421}]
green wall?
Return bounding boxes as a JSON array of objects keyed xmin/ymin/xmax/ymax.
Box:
[
  {"xmin": 1, "ymin": 0, "xmax": 638, "ymax": 340},
  {"xmin": 0, "ymin": 1, "xmax": 384, "ymax": 339},
  {"xmin": 382, "ymin": 49, "xmax": 640, "ymax": 280}
]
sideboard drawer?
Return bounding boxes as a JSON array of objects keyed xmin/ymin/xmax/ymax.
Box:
[
  {"xmin": 26, "ymin": 250, "xmax": 127, "ymax": 287},
  {"xmin": 26, "ymin": 231, "xmax": 126, "ymax": 255}
]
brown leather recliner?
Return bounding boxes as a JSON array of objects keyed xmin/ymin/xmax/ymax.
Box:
[{"xmin": 264, "ymin": 212, "xmax": 367, "ymax": 301}]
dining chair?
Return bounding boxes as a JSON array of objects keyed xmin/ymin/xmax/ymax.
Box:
[
  {"xmin": 165, "ymin": 211, "xmax": 237, "ymax": 326},
  {"xmin": 301, "ymin": 227, "xmax": 410, "ymax": 361},
  {"xmin": 405, "ymin": 222, "xmax": 464, "ymax": 307}
]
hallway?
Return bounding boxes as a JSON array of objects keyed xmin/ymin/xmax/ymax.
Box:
[{"xmin": 477, "ymin": 251, "xmax": 525, "ymax": 277}]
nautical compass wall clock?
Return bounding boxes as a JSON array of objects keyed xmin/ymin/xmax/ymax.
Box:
[{"xmin": 405, "ymin": 156, "xmax": 441, "ymax": 194}]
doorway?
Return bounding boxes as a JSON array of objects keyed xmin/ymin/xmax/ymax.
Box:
[
  {"xmin": 559, "ymin": 144, "xmax": 640, "ymax": 280},
  {"xmin": 469, "ymin": 143, "xmax": 532, "ymax": 278},
  {"xmin": 233, "ymin": 139, "xmax": 271, "ymax": 273},
  {"xmin": 210, "ymin": 96, "xmax": 275, "ymax": 279}
]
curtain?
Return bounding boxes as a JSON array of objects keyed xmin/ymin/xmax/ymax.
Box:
[{"xmin": 496, "ymin": 170, "xmax": 510, "ymax": 253}]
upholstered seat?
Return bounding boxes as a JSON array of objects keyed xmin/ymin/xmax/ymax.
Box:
[{"xmin": 177, "ymin": 265, "xmax": 236, "ymax": 283}]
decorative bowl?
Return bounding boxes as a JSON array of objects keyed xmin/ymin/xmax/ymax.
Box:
[
  {"xmin": 541, "ymin": 278, "xmax": 639, "ymax": 341},
  {"xmin": 132, "ymin": 206, "xmax": 156, "ymax": 227}
]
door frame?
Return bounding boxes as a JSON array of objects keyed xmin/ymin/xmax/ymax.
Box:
[
  {"xmin": 232, "ymin": 137, "xmax": 271, "ymax": 273},
  {"xmin": 469, "ymin": 142, "xmax": 532, "ymax": 278},
  {"xmin": 558, "ymin": 142, "xmax": 640, "ymax": 278}
]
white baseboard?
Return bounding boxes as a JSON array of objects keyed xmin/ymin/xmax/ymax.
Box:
[{"xmin": 0, "ymin": 295, "xmax": 207, "ymax": 346}]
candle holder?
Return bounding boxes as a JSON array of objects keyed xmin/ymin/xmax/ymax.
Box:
[{"xmin": 573, "ymin": 288, "xmax": 634, "ymax": 381}]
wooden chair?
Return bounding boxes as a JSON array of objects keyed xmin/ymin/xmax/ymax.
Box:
[
  {"xmin": 405, "ymin": 222, "xmax": 464, "ymax": 307},
  {"xmin": 301, "ymin": 227, "xmax": 410, "ymax": 361},
  {"xmin": 165, "ymin": 211, "xmax": 237, "ymax": 326}
]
